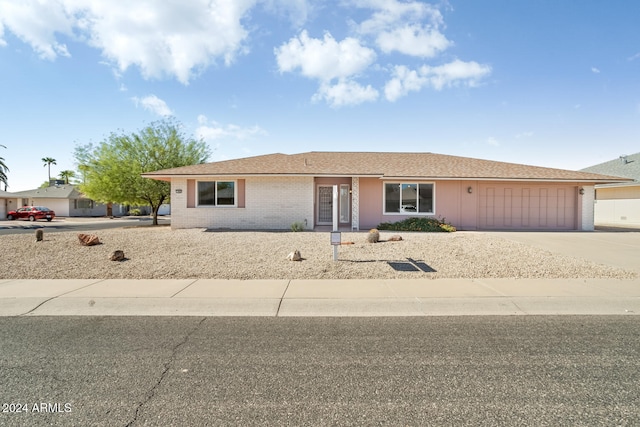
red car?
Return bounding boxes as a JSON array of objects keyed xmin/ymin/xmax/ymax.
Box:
[{"xmin": 6, "ymin": 206, "xmax": 55, "ymax": 222}]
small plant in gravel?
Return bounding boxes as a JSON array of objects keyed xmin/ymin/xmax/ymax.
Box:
[
  {"xmin": 366, "ymin": 228, "xmax": 380, "ymax": 243},
  {"xmin": 377, "ymin": 217, "xmax": 456, "ymax": 232},
  {"xmin": 290, "ymin": 221, "xmax": 305, "ymax": 232}
]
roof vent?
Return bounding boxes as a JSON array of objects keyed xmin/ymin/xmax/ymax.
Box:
[{"xmin": 619, "ymin": 155, "xmax": 629, "ymax": 164}]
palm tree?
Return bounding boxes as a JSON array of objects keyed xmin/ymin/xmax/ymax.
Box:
[
  {"xmin": 42, "ymin": 157, "xmax": 57, "ymax": 183},
  {"xmin": 0, "ymin": 144, "xmax": 9, "ymax": 190},
  {"xmin": 77, "ymin": 164, "xmax": 90, "ymax": 184},
  {"xmin": 59, "ymin": 170, "xmax": 76, "ymax": 184}
]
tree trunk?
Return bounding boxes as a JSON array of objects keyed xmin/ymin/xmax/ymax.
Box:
[
  {"xmin": 152, "ymin": 205, "xmax": 159, "ymax": 226},
  {"xmin": 106, "ymin": 202, "xmax": 113, "ymax": 217}
]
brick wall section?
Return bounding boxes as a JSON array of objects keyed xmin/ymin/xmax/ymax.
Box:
[{"xmin": 170, "ymin": 176, "xmax": 315, "ymax": 230}]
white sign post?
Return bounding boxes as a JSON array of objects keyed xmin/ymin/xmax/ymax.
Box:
[
  {"xmin": 331, "ymin": 231, "xmax": 341, "ymax": 261},
  {"xmin": 332, "ymin": 185, "xmax": 339, "ymax": 261}
]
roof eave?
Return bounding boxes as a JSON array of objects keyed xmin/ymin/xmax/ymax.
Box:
[
  {"xmin": 142, "ymin": 173, "xmax": 629, "ymax": 183},
  {"xmin": 595, "ymin": 180, "xmax": 640, "ymax": 188},
  {"xmin": 377, "ymin": 176, "xmax": 633, "ymax": 183},
  {"xmin": 142, "ymin": 173, "xmax": 384, "ymax": 179}
]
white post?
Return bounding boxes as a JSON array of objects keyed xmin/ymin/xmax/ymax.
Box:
[
  {"xmin": 332, "ymin": 185, "xmax": 338, "ymax": 231},
  {"xmin": 333, "ymin": 185, "xmax": 339, "ymax": 260}
]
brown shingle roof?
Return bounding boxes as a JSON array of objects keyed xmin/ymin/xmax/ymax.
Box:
[{"xmin": 142, "ymin": 151, "xmax": 631, "ymax": 182}]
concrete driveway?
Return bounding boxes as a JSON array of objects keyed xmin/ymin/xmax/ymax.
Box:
[{"xmin": 487, "ymin": 229, "xmax": 640, "ymax": 273}]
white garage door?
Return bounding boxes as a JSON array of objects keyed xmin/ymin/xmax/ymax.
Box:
[
  {"xmin": 33, "ymin": 199, "xmax": 70, "ymax": 217},
  {"xmin": 479, "ymin": 184, "xmax": 577, "ymax": 230}
]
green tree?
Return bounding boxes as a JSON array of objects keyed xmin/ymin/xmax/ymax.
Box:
[
  {"xmin": 0, "ymin": 144, "xmax": 8, "ymax": 190},
  {"xmin": 59, "ymin": 170, "xmax": 76, "ymax": 184},
  {"xmin": 42, "ymin": 157, "xmax": 57, "ymax": 182},
  {"xmin": 75, "ymin": 119, "xmax": 210, "ymax": 225}
]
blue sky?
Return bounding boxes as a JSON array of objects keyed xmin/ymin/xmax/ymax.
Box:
[{"xmin": 1, "ymin": 0, "xmax": 639, "ymax": 192}]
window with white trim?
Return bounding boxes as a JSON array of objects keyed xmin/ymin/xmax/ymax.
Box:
[
  {"xmin": 384, "ymin": 182, "xmax": 434, "ymax": 214},
  {"xmin": 197, "ymin": 181, "xmax": 236, "ymax": 206}
]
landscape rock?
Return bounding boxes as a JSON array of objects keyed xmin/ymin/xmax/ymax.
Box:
[
  {"xmin": 388, "ymin": 235, "xmax": 403, "ymax": 241},
  {"xmin": 110, "ymin": 250, "xmax": 125, "ymax": 261},
  {"xmin": 78, "ymin": 233, "xmax": 101, "ymax": 246},
  {"xmin": 287, "ymin": 249, "xmax": 302, "ymax": 261}
]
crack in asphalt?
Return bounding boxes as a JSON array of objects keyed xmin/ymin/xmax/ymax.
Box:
[{"xmin": 125, "ymin": 317, "xmax": 207, "ymax": 427}]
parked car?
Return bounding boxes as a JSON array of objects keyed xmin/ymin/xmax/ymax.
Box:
[{"xmin": 6, "ymin": 206, "xmax": 55, "ymax": 222}]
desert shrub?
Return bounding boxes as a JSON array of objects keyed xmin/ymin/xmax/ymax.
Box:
[
  {"xmin": 377, "ymin": 217, "xmax": 456, "ymax": 232},
  {"xmin": 366, "ymin": 228, "xmax": 380, "ymax": 243},
  {"xmin": 129, "ymin": 208, "xmax": 142, "ymax": 216},
  {"xmin": 290, "ymin": 221, "xmax": 305, "ymax": 232}
]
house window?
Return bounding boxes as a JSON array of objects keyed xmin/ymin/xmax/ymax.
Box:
[
  {"xmin": 75, "ymin": 199, "xmax": 94, "ymax": 209},
  {"xmin": 340, "ymin": 184, "xmax": 350, "ymax": 223},
  {"xmin": 384, "ymin": 182, "xmax": 434, "ymax": 214},
  {"xmin": 197, "ymin": 181, "xmax": 236, "ymax": 207}
]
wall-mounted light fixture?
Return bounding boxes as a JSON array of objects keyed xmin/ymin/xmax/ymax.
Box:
[
  {"xmin": 467, "ymin": 186, "xmax": 473, "ymax": 194},
  {"xmin": 579, "ymin": 187, "xmax": 585, "ymax": 195}
]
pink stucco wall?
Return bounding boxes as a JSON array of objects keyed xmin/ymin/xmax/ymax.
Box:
[
  {"xmin": 358, "ymin": 178, "xmax": 583, "ymax": 230},
  {"xmin": 358, "ymin": 178, "xmax": 478, "ymax": 230}
]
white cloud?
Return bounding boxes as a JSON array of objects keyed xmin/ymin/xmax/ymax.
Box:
[
  {"xmin": 275, "ymin": 30, "xmax": 377, "ymax": 81},
  {"xmin": 591, "ymin": 67, "xmax": 600, "ymax": 74},
  {"xmin": 383, "ymin": 65, "xmax": 427, "ymax": 101},
  {"xmin": 196, "ymin": 115, "xmax": 267, "ymax": 142},
  {"xmin": 274, "ymin": 1, "xmax": 492, "ymax": 106},
  {"xmin": 426, "ymin": 60, "xmax": 492, "ymax": 90},
  {"xmin": 352, "ymin": 0, "xmax": 444, "ymax": 35},
  {"xmin": 375, "ymin": 24, "xmax": 451, "ymax": 58},
  {"xmin": 132, "ymin": 95, "xmax": 173, "ymax": 116},
  {"xmin": 0, "ymin": 0, "xmax": 491, "ymax": 105},
  {"xmin": 0, "ymin": 0, "xmax": 259, "ymax": 84},
  {"xmin": 486, "ymin": 137, "xmax": 499, "ymax": 147},
  {"xmin": 627, "ymin": 52, "xmax": 640, "ymax": 61},
  {"xmin": 260, "ymin": 0, "xmax": 313, "ymax": 28},
  {"xmin": 0, "ymin": 0, "xmax": 73, "ymax": 60},
  {"xmin": 351, "ymin": 0, "xmax": 450, "ymax": 57},
  {"xmin": 384, "ymin": 60, "xmax": 492, "ymax": 101},
  {"xmin": 312, "ymin": 79, "xmax": 379, "ymax": 107}
]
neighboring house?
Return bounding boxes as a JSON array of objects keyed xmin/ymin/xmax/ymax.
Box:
[
  {"xmin": 0, "ymin": 189, "xmax": 12, "ymax": 220},
  {"xmin": 580, "ymin": 152, "xmax": 640, "ymax": 227},
  {"xmin": 142, "ymin": 151, "xmax": 630, "ymax": 232},
  {"xmin": 6, "ymin": 184, "xmax": 125, "ymax": 217}
]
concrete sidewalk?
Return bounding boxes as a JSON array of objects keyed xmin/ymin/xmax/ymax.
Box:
[{"xmin": 1, "ymin": 278, "xmax": 639, "ymax": 317}]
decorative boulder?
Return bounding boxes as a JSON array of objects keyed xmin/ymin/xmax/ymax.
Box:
[
  {"xmin": 366, "ymin": 229, "xmax": 380, "ymax": 243},
  {"xmin": 287, "ymin": 250, "xmax": 302, "ymax": 261},
  {"xmin": 78, "ymin": 233, "xmax": 101, "ymax": 246},
  {"xmin": 110, "ymin": 250, "xmax": 125, "ymax": 261},
  {"xmin": 388, "ymin": 235, "xmax": 403, "ymax": 241}
]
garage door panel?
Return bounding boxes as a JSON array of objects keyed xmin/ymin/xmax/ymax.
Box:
[{"xmin": 479, "ymin": 185, "xmax": 576, "ymax": 230}]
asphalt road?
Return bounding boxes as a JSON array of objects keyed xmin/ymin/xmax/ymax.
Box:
[
  {"xmin": 0, "ymin": 217, "xmax": 170, "ymax": 235},
  {"xmin": 0, "ymin": 316, "xmax": 638, "ymax": 426}
]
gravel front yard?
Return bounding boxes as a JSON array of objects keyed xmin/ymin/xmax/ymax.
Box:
[{"xmin": 0, "ymin": 227, "xmax": 636, "ymax": 280}]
